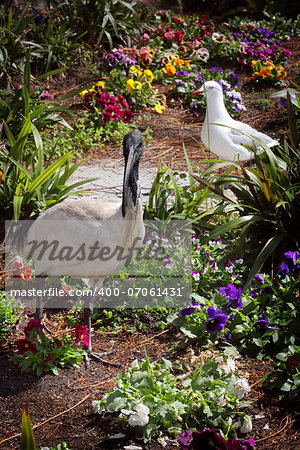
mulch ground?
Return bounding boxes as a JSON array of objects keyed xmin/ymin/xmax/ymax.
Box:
[{"xmin": 0, "ymin": 32, "xmax": 299, "ymax": 450}]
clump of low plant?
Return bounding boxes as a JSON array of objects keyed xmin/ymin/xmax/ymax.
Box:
[
  {"xmin": 10, "ymin": 319, "xmax": 88, "ymax": 375},
  {"xmin": 92, "ymin": 356, "xmax": 252, "ymax": 443}
]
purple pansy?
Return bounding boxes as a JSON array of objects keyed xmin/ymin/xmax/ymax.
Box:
[
  {"xmin": 179, "ymin": 301, "xmax": 200, "ymax": 316},
  {"xmin": 205, "ymin": 307, "xmax": 227, "ymax": 333},
  {"xmin": 192, "ymin": 429, "xmax": 226, "ymax": 449},
  {"xmin": 177, "ymin": 429, "xmax": 192, "ymax": 449},
  {"xmin": 254, "ymin": 273, "xmax": 265, "ymax": 284},
  {"xmin": 219, "ymin": 284, "xmax": 243, "ymax": 311},
  {"xmin": 255, "ymin": 315, "xmax": 269, "ymax": 333}
]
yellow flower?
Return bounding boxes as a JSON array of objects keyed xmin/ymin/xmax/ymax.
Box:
[
  {"xmin": 79, "ymin": 89, "xmax": 89, "ymax": 97},
  {"xmin": 251, "ymin": 60, "xmax": 258, "ymax": 68},
  {"xmin": 154, "ymin": 104, "xmax": 166, "ymax": 114},
  {"xmin": 252, "ymin": 72, "xmax": 261, "ymax": 77},
  {"xmin": 130, "ymin": 66, "xmax": 138, "ymax": 73},
  {"xmin": 126, "ymin": 79, "xmax": 135, "ymax": 95},
  {"xmin": 143, "ymin": 69, "xmax": 154, "ymax": 83},
  {"xmin": 94, "ymin": 81, "xmax": 105, "ymax": 89},
  {"xmin": 137, "ymin": 70, "xmax": 143, "ymax": 79},
  {"xmin": 162, "ymin": 63, "xmax": 176, "ymax": 76},
  {"xmin": 135, "ymin": 81, "xmax": 142, "ymax": 89},
  {"xmin": 260, "ymin": 66, "xmax": 272, "ymax": 78}
]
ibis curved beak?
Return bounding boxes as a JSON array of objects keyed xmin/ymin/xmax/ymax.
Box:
[{"xmin": 122, "ymin": 144, "xmax": 139, "ymax": 217}]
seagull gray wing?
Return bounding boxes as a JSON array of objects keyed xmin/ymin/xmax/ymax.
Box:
[{"xmin": 230, "ymin": 121, "xmax": 278, "ymax": 147}]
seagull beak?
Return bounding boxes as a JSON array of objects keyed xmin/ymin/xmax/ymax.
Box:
[
  {"xmin": 122, "ymin": 144, "xmax": 138, "ymax": 217},
  {"xmin": 192, "ymin": 87, "xmax": 205, "ymax": 96}
]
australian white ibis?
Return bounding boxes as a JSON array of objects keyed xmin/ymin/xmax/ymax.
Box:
[
  {"xmin": 192, "ymin": 80, "xmax": 278, "ymax": 161},
  {"xmin": 12, "ymin": 131, "xmax": 145, "ymax": 366}
]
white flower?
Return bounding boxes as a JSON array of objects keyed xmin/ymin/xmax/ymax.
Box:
[
  {"xmin": 240, "ymin": 415, "xmax": 253, "ymax": 433},
  {"xmin": 91, "ymin": 400, "xmax": 104, "ymax": 415},
  {"xmin": 196, "ymin": 47, "xmax": 209, "ymax": 62},
  {"xmin": 221, "ymin": 357, "xmax": 236, "ymax": 374},
  {"xmin": 231, "ymin": 378, "xmax": 250, "ymax": 399},
  {"xmin": 236, "ymin": 258, "xmax": 243, "ymax": 264},
  {"xmin": 128, "ymin": 403, "xmax": 150, "ymax": 427}
]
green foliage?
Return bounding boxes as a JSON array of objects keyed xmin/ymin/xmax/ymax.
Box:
[
  {"xmin": 0, "ymin": 118, "xmax": 92, "ymax": 226},
  {"xmin": 192, "ymin": 139, "xmax": 300, "ymax": 282},
  {"xmin": 43, "ymin": 116, "xmax": 104, "ymax": 159},
  {"xmin": 168, "ymin": 237, "xmax": 300, "ymax": 364},
  {"xmin": 93, "ymin": 356, "xmax": 252, "ymax": 442},
  {"xmin": 144, "ymin": 148, "xmax": 216, "ymax": 229},
  {"xmin": 49, "ymin": 0, "xmax": 141, "ymax": 48},
  {"xmin": 21, "ymin": 405, "xmax": 36, "ymax": 450},
  {"xmin": 0, "ymin": 55, "xmax": 70, "ymax": 138},
  {"xmin": 0, "ymin": 292, "xmax": 26, "ymax": 339},
  {"xmin": 262, "ymin": 347, "xmax": 300, "ymax": 400},
  {"xmin": 29, "ymin": 12, "xmax": 80, "ymax": 72},
  {"xmin": 0, "ymin": 2, "xmax": 38, "ymax": 87}
]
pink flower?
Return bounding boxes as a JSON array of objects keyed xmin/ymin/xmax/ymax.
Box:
[
  {"xmin": 74, "ymin": 324, "xmax": 89, "ymax": 347},
  {"xmin": 40, "ymin": 92, "xmax": 54, "ymax": 101},
  {"xmin": 164, "ymin": 31, "xmax": 175, "ymax": 41},
  {"xmin": 143, "ymin": 33, "xmax": 150, "ymax": 41}
]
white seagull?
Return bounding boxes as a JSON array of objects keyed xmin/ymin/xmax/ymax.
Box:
[{"xmin": 192, "ymin": 80, "xmax": 278, "ymax": 161}]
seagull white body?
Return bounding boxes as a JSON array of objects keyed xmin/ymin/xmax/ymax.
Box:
[{"xmin": 193, "ymin": 81, "xmax": 278, "ymax": 161}]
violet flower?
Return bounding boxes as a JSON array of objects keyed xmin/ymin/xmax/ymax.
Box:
[
  {"xmin": 205, "ymin": 307, "xmax": 227, "ymax": 333},
  {"xmin": 192, "ymin": 429, "xmax": 226, "ymax": 449},
  {"xmin": 255, "ymin": 315, "xmax": 269, "ymax": 333},
  {"xmin": 177, "ymin": 429, "xmax": 192, "ymax": 449}
]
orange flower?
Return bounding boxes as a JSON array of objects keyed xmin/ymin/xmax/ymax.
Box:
[
  {"xmin": 162, "ymin": 63, "xmax": 176, "ymax": 76},
  {"xmin": 174, "ymin": 58, "xmax": 184, "ymax": 68},
  {"xmin": 251, "ymin": 60, "xmax": 258, "ymax": 68},
  {"xmin": 266, "ymin": 61, "xmax": 275, "ymax": 67},
  {"xmin": 252, "ymin": 72, "xmax": 261, "ymax": 78},
  {"xmin": 260, "ymin": 66, "xmax": 272, "ymax": 78}
]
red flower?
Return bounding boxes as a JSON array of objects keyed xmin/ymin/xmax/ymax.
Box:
[
  {"xmin": 74, "ymin": 323, "xmax": 89, "ymax": 347},
  {"xmin": 120, "ymin": 109, "xmax": 133, "ymax": 124},
  {"xmin": 24, "ymin": 319, "xmax": 43, "ymax": 337},
  {"xmin": 53, "ymin": 338, "xmax": 62, "ymax": 348},
  {"xmin": 286, "ymin": 355, "xmax": 299, "ymax": 375},
  {"xmin": 13, "ymin": 263, "xmax": 32, "ymax": 280},
  {"xmin": 117, "ymin": 94, "xmax": 129, "ymax": 108},
  {"xmin": 175, "ymin": 30, "xmax": 185, "ymax": 42},
  {"xmin": 16, "ymin": 338, "xmax": 37, "ymax": 355}
]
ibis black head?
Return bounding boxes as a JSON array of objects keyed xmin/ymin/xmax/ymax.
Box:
[
  {"xmin": 122, "ymin": 132, "xmax": 144, "ymax": 217},
  {"xmin": 123, "ymin": 131, "xmax": 144, "ymax": 162}
]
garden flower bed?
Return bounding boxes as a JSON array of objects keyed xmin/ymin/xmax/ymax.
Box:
[{"xmin": 0, "ymin": 2, "xmax": 299, "ymax": 449}]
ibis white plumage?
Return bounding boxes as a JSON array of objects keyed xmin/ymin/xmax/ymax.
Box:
[
  {"xmin": 192, "ymin": 80, "xmax": 278, "ymax": 161},
  {"xmin": 13, "ymin": 131, "xmax": 145, "ymax": 366}
]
